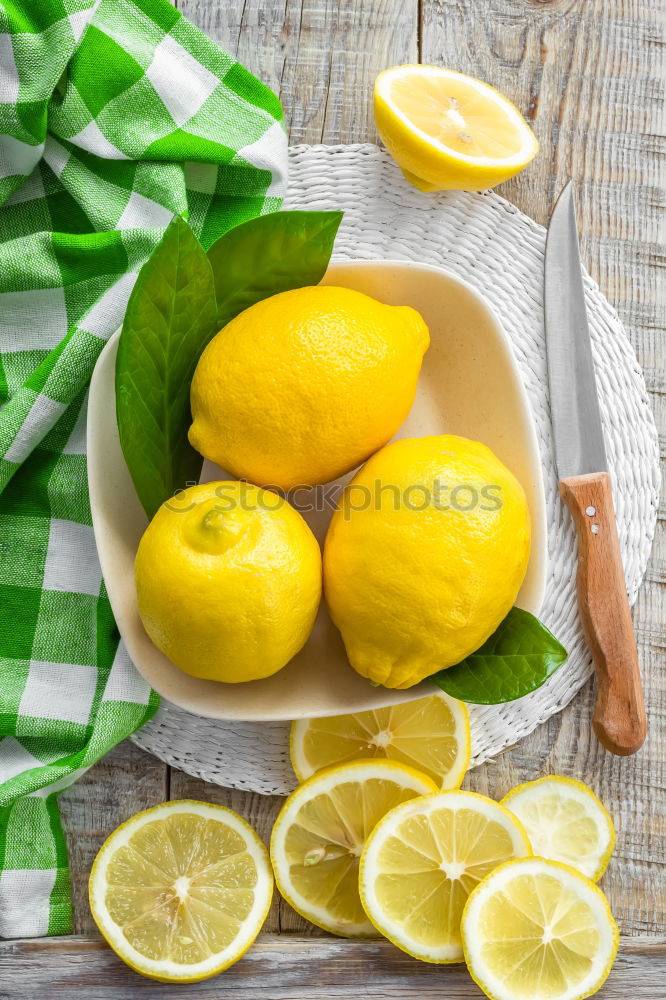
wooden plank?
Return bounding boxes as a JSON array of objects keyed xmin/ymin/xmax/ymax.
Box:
[
  {"xmin": 175, "ymin": 0, "xmax": 418, "ymax": 143},
  {"xmin": 1, "ymin": 935, "xmax": 664, "ymax": 999},
  {"xmin": 419, "ymin": 0, "xmax": 666, "ymax": 938}
]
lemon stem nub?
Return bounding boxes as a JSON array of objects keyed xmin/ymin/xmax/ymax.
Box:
[
  {"xmin": 188, "ymin": 504, "xmax": 247, "ymax": 554},
  {"xmin": 201, "ymin": 506, "xmax": 228, "ymax": 533}
]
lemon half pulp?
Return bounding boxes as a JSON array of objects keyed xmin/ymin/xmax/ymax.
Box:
[
  {"xmin": 290, "ymin": 691, "xmax": 470, "ymax": 789},
  {"xmin": 270, "ymin": 759, "xmax": 437, "ymax": 936},
  {"xmin": 462, "ymin": 857, "xmax": 619, "ymax": 1000},
  {"xmin": 89, "ymin": 801, "xmax": 273, "ymax": 982},
  {"xmin": 359, "ymin": 790, "xmax": 531, "ymax": 962},
  {"xmin": 502, "ymin": 776, "xmax": 616, "ymax": 881},
  {"xmin": 374, "ymin": 65, "xmax": 539, "ymax": 191}
]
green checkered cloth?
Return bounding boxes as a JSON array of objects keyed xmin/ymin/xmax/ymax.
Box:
[{"xmin": 0, "ymin": 0, "xmax": 286, "ymax": 938}]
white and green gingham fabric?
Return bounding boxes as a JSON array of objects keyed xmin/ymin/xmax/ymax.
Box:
[{"xmin": 0, "ymin": 0, "xmax": 287, "ymax": 938}]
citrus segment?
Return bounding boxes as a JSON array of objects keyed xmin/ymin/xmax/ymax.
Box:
[
  {"xmin": 270, "ymin": 759, "xmax": 437, "ymax": 936},
  {"xmin": 374, "ymin": 65, "xmax": 538, "ymax": 191},
  {"xmin": 359, "ymin": 790, "xmax": 531, "ymax": 961},
  {"xmin": 462, "ymin": 857, "xmax": 619, "ymax": 1000},
  {"xmin": 89, "ymin": 800, "xmax": 273, "ymax": 982},
  {"xmin": 501, "ymin": 776, "xmax": 616, "ymax": 881},
  {"xmin": 290, "ymin": 691, "xmax": 470, "ymax": 789}
]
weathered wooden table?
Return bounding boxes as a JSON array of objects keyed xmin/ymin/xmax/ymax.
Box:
[{"xmin": 2, "ymin": 1, "xmax": 664, "ymax": 996}]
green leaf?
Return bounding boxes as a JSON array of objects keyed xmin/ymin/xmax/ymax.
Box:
[
  {"xmin": 207, "ymin": 210, "xmax": 343, "ymax": 329},
  {"xmin": 431, "ymin": 608, "xmax": 568, "ymax": 705},
  {"xmin": 116, "ymin": 209, "xmax": 342, "ymax": 520},
  {"xmin": 116, "ymin": 216, "xmax": 217, "ymax": 519}
]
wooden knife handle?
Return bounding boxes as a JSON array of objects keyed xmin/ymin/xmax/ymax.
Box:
[{"xmin": 559, "ymin": 471, "xmax": 646, "ymax": 755}]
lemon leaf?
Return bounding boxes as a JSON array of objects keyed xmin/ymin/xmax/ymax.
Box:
[
  {"xmin": 116, "ymin": 216, "xmax": 217, "ymax": 519},
  {"xmin": 431, "ymin": 607, "xmax": 567, "ymax": 704},
  {"xmin": 207, "ymin": 209, "xmax": 343, "ymax": 329},
  {"xmin": 116, "ymin": 210, "xmax": 342, "ymax": 520}
]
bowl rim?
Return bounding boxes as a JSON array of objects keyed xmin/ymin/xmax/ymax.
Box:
[{"xmin": 89, "ymin": 257, "xmax": 547, "ymax": 720}]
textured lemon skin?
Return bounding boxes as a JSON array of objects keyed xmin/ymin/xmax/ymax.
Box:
[
  {"xmin": 189, "ymin": 285, "xmax": 429, "ymax": 491},
  {"xmin": 374, "ymin": 65, "xmax": 539, "ymax": 192},
  {"xmin": 135, "ymin": 481, "xmax": 321, "ymax": 683},
  {"xmin": 323, "ymin": 435, "xmax": 530, "ymax": 689}
]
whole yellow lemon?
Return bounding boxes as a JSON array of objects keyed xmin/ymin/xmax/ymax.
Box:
[
  {"xmin": 323, "ymin": 435, "xmax": 530, "ymax": 689},
  {"xmin": 189, "ymin": 286, "xmax": 429, "ymax": 491},
  {"xmin": 135, "ymin": 481, "xmax": 321, "ymax": 683}
]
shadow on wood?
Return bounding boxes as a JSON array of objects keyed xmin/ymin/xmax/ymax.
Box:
[{"xmin": 0, "ymin": 934, "xmax": 664, "ymax": 998}]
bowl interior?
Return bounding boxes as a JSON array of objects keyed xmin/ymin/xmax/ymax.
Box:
[{"xmin": 88, "ymin": 260, "xmax": 547, "ymax": 720}]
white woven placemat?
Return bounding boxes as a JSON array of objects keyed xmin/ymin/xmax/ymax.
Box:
[{"xmin": 131, "ymin": 144, "xmax": 660, "ymax": 795}]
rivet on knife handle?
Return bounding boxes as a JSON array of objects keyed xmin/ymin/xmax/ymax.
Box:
[{"xmin": 559, "ymin": 471, "xmax": 647, "ymax": 755}]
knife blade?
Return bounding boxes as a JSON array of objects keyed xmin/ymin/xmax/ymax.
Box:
[
  {"xmin": 544, "ymin": 182, "xmax": 608, "ymax": 480},
  {"xmin": 544, "ymin": 181, "xmax": 646, "ymax": 756}
]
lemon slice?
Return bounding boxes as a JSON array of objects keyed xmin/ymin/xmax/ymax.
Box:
[
  {"xmin": 359, "ymin": 790, "xmax": 531, "ymax": 962},
  {"xmin": 89, "ymin": 800, "xmax": 273, "ymax": 982},
  {"xmin": 374, "ymin": 65, "xmax": 539, "ymax": 191},
  {"xmin": 502, "ymin": 776, "xmax": 616, "ymax": 882},
  {"xmin": 462, "ymin": 857, "xmax": 619, "ymax": 1000},
  {"xmin": 290, "ymin": 692, "xmax": 470, "ymax": 789},
  {"xmin": 270, "ymin": 759, "xmax": 437, "ymax": 936}
]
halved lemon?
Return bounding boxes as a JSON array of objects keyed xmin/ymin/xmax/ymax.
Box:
[
  {"xmin": 359, "ymin": 790, "xmax": 531, "ymax": 962},
  {"xmin": 270, "ymin": 759, "xmax": 437, "ymax": 936},
  {"xmin": 290, "ymin": 691, "xmax": 470, "ymax": 789},
  {"xmin": 89, "ymin": 800, "xmax": 273, "ymax": 982},
  {"xmin": 502, "ymin": 776, "xmax": 616, "ymax": 882},
  {"xmin": 374, "ymin": 65, "xmax": 539, "ymax": 191},
  {"xmin": 462, "ymin": 857, "xmax": 619, "ymax": 1000}
]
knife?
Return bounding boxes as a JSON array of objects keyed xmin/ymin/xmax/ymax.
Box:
[{"xmin": 544, "ymin": 181, "xmax": 647, "ymax": 755}]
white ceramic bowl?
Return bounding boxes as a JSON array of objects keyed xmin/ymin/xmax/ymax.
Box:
[{"xmin": 88, "ymin": 260, "xmax": 547, "ymax": 721}]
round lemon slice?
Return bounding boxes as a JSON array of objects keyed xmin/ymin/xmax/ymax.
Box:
[
  {"xmin": 89, "ymin": 800, "xmax": 273, "ymax": 982},
  {"xmin": 359, "ymin": 790, "xmax": 531, "ymax": 962},
  {"xmin": 290, "ymin": 691, "xmax": 470, "ymax": 789},
  {"xmin": 462, "ymin": 857, "xmax": 619, "ymax": 1000},
  {"xmin": 374, "ymin": 65, "xmax": 539, "ymax": 192},
  {"xmin": 270, "ymin": 759, "xmax": 437, "ymax": 936},
  {"xmin": 501, "ymin": 776, "xmax": 616, "ymax": 881}
]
